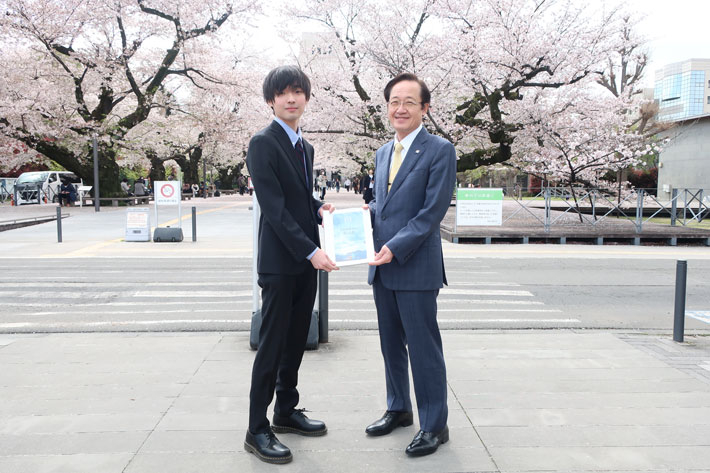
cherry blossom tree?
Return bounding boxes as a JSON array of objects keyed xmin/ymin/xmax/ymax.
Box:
[
  {"xmin": 0, "ymin": 137, "xmax": 47, "ymax": 174},
  {"xmin": 0, "ymin": 0, "xmax": 256, "ymax": 194},
  {"xmin": 288, "ymin": 0, "xmax": 646, "ymax": 178},
  {"xmin": 508, "ymin": 86, "xmax": 660, "ymax": 211}
]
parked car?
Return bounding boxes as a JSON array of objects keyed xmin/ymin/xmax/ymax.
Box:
[{"xmin": 13, "ymin": 171, "xmax": 82, "ymax": 205}]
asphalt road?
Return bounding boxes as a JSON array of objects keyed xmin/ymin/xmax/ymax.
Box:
[
  {"xmin": 2, "ymin": 191, "xmax": 709, "ymax": 333},
  {"xmin": 1, "ymin": 255, "xmax": 709, "ymax": 333}
]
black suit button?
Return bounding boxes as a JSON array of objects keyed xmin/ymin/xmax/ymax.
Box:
[{"xmin": 382, "ymin": 216, "xmax": 387, "ymax": 220}]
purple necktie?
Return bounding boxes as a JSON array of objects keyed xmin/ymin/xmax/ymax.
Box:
[{"xmin": 295, "ymin": 139, "xmax": 308, "ymax": 186}]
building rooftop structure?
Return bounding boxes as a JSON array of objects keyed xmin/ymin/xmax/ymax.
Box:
[{"xmin": 654, "ymin": 58, "xmax": 710, "ymax": 122}]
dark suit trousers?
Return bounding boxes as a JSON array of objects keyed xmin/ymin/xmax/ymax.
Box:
[
  {"xmin": 372, "ymin": 275, "xmax": 448, "ymax": 433},
  {"xmin": 248, "ymin": 267, "xmax": 317, "ymax": 434}
]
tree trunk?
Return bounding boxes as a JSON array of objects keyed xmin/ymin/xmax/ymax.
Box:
[
  {"xmin": 174, "ymin": 153, "xmax": 200, "ymax": 185},
  {"xmin": 96, "ymin": 148, "xmax": 121, "ymax": 196},
  {"xmin": 31, "ymin": 137, "xmax": 121, "ymax": 196},
  {"xmin": 147, "ymin": 151, "xmax": 166, "ymax": 186}
]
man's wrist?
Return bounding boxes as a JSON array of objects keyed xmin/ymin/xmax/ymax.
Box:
[{"xmin": 306, "ymin": 248, "xmax": 318, "ymax": 260}]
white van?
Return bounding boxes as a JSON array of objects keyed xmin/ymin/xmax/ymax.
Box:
[{"xmin": 13, "ymin": 171, "xmax": 82, "ymax": 205}]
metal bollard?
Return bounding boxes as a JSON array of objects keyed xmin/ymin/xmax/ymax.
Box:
[
  {"xmin": 56, "ymin": 206, "xmax": 62, "ymax": 242},
  {"xmin": 318, "ymin": 270, "xmax": 328, "ymax": 343},
  {"xmin": 673, "ymin": 260, "xmax": 687, "ymax": 342},
  {"xmin": 192, "ymin": 206, "xmax": 197, "ymax": 242}
]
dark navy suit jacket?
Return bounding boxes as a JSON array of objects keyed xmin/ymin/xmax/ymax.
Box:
[
  {"xmin": 367, "ymin": 127, "xmax": 457, "ymax": 291},
  {"xmin": 246, "ymin": 120, "xmax": 322, "ymax": 275}
]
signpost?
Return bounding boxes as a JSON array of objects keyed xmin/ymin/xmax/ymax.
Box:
[
  {"xmin": 455, "ymin": 188, "xmax": 504, "ymax": 230},
  {"xmin": 153, "ymin": 181, "xmax": 183, "ymax": 242}
]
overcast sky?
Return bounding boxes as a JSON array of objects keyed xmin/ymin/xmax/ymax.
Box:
[
  {"xmin": 254, "ymin": 0, "xmax": 709, "ymax": 88},
  {"xmin": 620, "ymin": 0, "xmax": 709, "ymax": 86}
]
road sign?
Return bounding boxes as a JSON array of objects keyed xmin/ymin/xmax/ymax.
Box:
[
  {"xmin": 153, "ymin": 181, "xmax": 182, "ymax": 236},
  {"xmin": 155, "ymin": 181, "xmax": 180, "ymax": 206}
]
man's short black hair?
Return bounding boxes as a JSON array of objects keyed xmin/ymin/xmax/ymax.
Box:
[
  {"xmin": 383, "ymin": 72, "xmax": 431, "ymax": 106},
  {"xmin": 262, "ymin": 66, "xmax": 311, "ymax": 103}
]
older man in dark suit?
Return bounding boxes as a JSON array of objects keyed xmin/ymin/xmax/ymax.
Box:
[
  {"xmin": 244, "ymin": 66, "xmax": 338, "ymax": 465},
  {"xmin": 365, "ymin": 73, "xmax": 456, "ymax": 457}
]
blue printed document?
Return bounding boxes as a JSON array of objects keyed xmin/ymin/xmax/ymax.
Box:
[{"xmin": 322, "ymin": 208, "xmax": 375, "ymax": 266}]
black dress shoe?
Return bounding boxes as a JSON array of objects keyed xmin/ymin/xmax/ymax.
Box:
[
  {"xmin": 365, "ymin": 411, "xmax": 414, "ymax": 436},
  {"xmin": 272, "ymin": 409, "xmax": 327, "ymax": 436},
  {"xmin": 244, "ymin": 429, "xmax": 292, "ymax": 464},
  {"xmin": 405, "ymin": 425, "xmax": 449, "ymax": 457}
]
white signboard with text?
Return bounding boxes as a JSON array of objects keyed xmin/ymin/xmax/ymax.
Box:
[
  {"xmin": 125, "ymin": 207, "xmax": 151, "ymax": 242},
  {"xmin": 154, "ymin": 181, "xmax": 180, "ymax": 206},
  {"xmin": 456, "ymin": 188, "xmax": 504, "ymax": 226}
]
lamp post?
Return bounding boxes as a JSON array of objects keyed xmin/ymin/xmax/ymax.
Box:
[{"xmin": 202, "ymin": 158, "xmax": 207, "ymax": 199}]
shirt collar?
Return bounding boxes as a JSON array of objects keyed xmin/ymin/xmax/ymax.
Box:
[
  {"xmin": 394, "ymin": 124, "xmax": 423, "ymax": 155},
  {"xmin": 274, "ymin": 117, "xmax": 302, "ymax": 147}
]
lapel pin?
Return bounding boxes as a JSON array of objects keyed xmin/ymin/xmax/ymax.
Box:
[{"xmin": 415, "ymin": 149, "xmax": 420, "ymax": 153}]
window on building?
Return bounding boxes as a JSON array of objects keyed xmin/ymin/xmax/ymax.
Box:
[{"xmin": 707, "ymin": 96, "xmax": 710, "ymax": 105}]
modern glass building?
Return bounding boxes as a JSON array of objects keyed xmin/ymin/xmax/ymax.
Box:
[{"xmin": 654, "ymin": 59, "xmax": 710, "ymax": 122}]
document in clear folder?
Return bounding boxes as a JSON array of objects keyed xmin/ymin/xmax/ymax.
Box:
[{"xmin": 322, "ymin": 208, "xmax": 375, "ymax": 266}]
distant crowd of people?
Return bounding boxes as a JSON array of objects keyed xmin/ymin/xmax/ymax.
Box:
[
  {"xmin": 115, "ymin": 171, "xmax": 379, "ymax": 202},
  {"xmin": 120, "ymin": 177, "xmax": 149, "ymax": 197},
  {"xmin": 312, "ymin": 170, "xmax": 374, "ymax": 203}
]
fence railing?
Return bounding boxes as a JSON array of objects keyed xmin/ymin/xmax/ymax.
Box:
[
  {"xmin": 503, "ymin": 187, "xmax": 709, "ymax": 233},
  {"xmin": 10, "ymin": 186, "xmax": 61, "ymax": 205}
]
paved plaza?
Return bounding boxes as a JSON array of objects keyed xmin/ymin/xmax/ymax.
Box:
[{"xmin": 1, "ymin": 193, "xmax": 710, "ymax": 472}]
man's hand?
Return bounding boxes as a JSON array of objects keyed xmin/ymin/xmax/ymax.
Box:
[
  {"xmin": 318, "ymin": 203, "xmax": 336, "ymax": 218},
  {"xmin": 310, "ymin": 248, "xmax": 339, "ymax": 272},
  {"xmin": 362, "ymin": 204, "xmax": 369, "ymax": 211},
  {"xmin": 369, "ymin": 244, "xmax": 394, "ymax": 266}
]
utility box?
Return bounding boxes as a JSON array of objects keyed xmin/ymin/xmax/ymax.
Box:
[{"xmin": 125, "ymin": 207, "xmax": 151, "ymax": 242}]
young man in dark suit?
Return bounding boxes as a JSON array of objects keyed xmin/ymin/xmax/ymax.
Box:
[
  {"xmin": 365, "ymin": 73, "xmax": 457, "ymax": 457},
  {"xmin": 244, "ymin": 66, "xmax": 338, "ymax": 465}
]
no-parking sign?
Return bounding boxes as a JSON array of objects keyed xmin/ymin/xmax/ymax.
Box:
[{"xmin": 154, "ymin": 181, "xmax": 180, "ymax": 206}]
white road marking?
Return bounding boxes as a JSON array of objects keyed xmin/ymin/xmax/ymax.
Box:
[
  {"xmin": 336, "ymin": 318, "xmax": 580, "ymax": 324},
  {"xmin": 687, "ymin": 311, "xmax": 710, "ymax": 325},
  {"xmin": 3, "ymin": 300, "xmax": 245, "ymax": 308},
  {"xmin": 0, "ymin": 289, "xmax": 534, "ymax": 299},
  {"xmin": 13, "ymin": 309, "xmax": 245, "ymax": 316},
  {"xmin": 324, "ymin": 289, "xmax": 535, "ymax": 296},
  {"xmin": 0, "ymin": 281, "xmax": 243, "ymax": 288},
  {"xmin": 329, "ymin": 308, "xmax": 562, "ymax": 313},
  {"xmin": 320, "ymin": 298, "xmax": 543, "ymax": 305},
  {"xmin": 134, "ymin": 291, "xmax": 252, "ymax": 297},
  {"xmin": 0, "ymin": 318, "xmax": 580, "ymax": 329},
  {"xmin": 325, "ymin": 281, "xmax": 521, "ymax": 287}
]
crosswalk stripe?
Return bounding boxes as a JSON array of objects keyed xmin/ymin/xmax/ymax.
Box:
[
  {"xmin": 0, "ymin": 289, "xmax": 535, "ymax": 299},
  {"xmin": 329, "ymin": 308, "xmax": 562, "ymax": 313},
  {"xmin": 0, "ymin": 318, "xmax": 580, "ymax": 329},
  {"xmin": 0, "ymin": 281, "xmax": 244, "ymax": 288}
]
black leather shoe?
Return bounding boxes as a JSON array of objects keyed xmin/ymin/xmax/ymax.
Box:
[
  {"xmin": 272, "ymin": 409, "xmax": 327, "ymax": 436},
  {"xmin": 405, "ymin": 426, "xmax": 449, "ymax": 457},
  {"xmin": 365, "ymin": 411, "xmax": 414, "ymax": 436},
  {"xmin": 244, "ymin": 429, "xmax": 292, "ymax": 464}
]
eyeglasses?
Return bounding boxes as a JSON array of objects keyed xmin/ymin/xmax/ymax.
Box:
[{"xmin": 388, "ymin": 100, "xmax": 421, "ymax": 110}]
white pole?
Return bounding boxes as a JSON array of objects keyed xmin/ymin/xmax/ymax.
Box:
[{"xmin": 252, "ymin": 192, "xmax": 260, "ymax": 313}]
